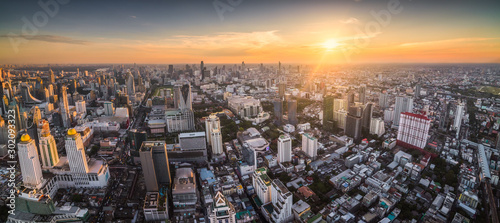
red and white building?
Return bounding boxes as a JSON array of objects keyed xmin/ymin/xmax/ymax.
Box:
[{"xmin": 397, "ymin": 112, "xmax": 431, "ymax": 150}]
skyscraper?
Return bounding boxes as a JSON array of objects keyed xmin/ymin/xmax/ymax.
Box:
[
  {"xmin": 269, "ymin": 179, "xmax": 293, "ymax": 223},
  {"xmin": 205, "ymin": 114, "xmax": 220, "ymax": 144},
  {"xmin": 287, "ymin": 99, "xmax": 298, "ymax": 125},
  {"xmin": 362, "ymin": 103, "xmax": 373, "ymax": 131},
  {"xmin": 393, "ymin": 96, "xmax": 414, "ymax": 126},
  {"xmin": 347, "ymin": 92, "xmax": 355, "ymax": 106},
  {"xmin": 140, "ymin": 141, "xmax": 171, "ymax": 192},
  {"xmin": 75, "ymin": 100, "xmax": 86, "ymax": 115},
  {"xmin": 38, "ymin": 119, "xmax": 59, "ymax": 168},
  {"xmin": 454, "ymin": 102, "xmax": 464, "ymax": 133},
  {"xmin": 346, "ymin": 105, "xmax": 363, "ymax": 142},
  {"xmin": 252, "ymin": 168, "xmax": 272, "ymax": 204},
  {"xmin": 323, "ymin": 95, "xmax": 335, "ymax": 132},
  {"xmin": 174, "ymin": 82, "xmax": 192, "ymax": 110},
  {"xmin": 301, "ymin": 133, "xmax": 318, "ymax": 159},
  {"xmin": 104, "ymin": 101, "xmax": 114, "ymax": 116},
  {"xmin": 49, "ymin": 69, "xmax": 55, "ymax": 84},
  {"xmin": 278, "ymin": 135, "xmax": 292, "ymax": 163},
  {"xmin": 126, "ymin": 72, "xmax": 135, "ymax": 96},
  {"xmin": 359, "ymin": 86, "xmax": 366, "ymax": 104},
  {"xmin": 60, "ymin": 85, "xmax": 71, "ymax": 128},
  {"xmin": 379, "ymin": 92, "xmax": 389, "ymax": 109},
  {"xmin": 211, "ymin": 128, "xmax": 223, "ymax": 155},
  {"xmin": 273, "ymin": 99, "xmax": 283, "ymax": 126},
  {"xmin": 65, "ymin": 128, "xmax": 89, "ymax": 173},
  {"xmin": 397, "ymin": 112, "xmax": 431, "ymax": 149},
  {"xmin": 415, "ymin": 83, "xmax": 421, "ymax": 98},
  {"xmin": 18, "ymin": 134, "xmax": 44, "ymax": 188}
]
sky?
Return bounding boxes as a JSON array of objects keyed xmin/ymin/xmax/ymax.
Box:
[{"xmin": 1, "ymin": 0, "xmax": 500, "ymax": 64}]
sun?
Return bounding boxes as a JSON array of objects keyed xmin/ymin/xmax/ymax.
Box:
[{"xmin": 322, "ymin": 39, "xmax": 341, "ymax": 51}]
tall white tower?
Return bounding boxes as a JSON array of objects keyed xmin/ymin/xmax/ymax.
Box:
[
  {"xmin": 75, "ymin": 100, "xmax": 87, "ymax": 115},
  {"xmin": 211, "ymin": 128, "xmax": 223, "ymax": 155},
  {"xmin": 454, "ymin": 102, "xmax": 464, "ymax": 137},
  {"xmin": 205, "ymin": 114, "xmax": 220, "ymax": 144},
  {"xmin": 18, "ymin": 134, "xmax": 44, "ymax": 188},
  {"xmin": 277, "ymin": 135, "xmax": 292, "ymax": 163},
  {"xmin": 38, "ymin": 119, "xmax": 59, "ymax": 168},
  {"xmin": 65, "ymin": 128, "xmax": 89, "ymax": 173},
  {"xmin": 302, "ymin": 133, "xmax": 318, "ymax": 159}
]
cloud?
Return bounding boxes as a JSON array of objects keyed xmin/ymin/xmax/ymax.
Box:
[
  {"xmin": 339, "ymin": 17, "xmax": 360, "ymax": 24},
  {"xmin": 400, "ymin": 37, "xmax": 498, "ymax": 47},
  {"xmin": 130, "ymin": 15, "xmax": 136, "ymax": 19},
  {"xmin": 1, "ymin": 34, "xmax": 90, "ymax": 45},
  {"xmin": 170, "ymin": 30, "xmax": 282, "ymax": 49}
]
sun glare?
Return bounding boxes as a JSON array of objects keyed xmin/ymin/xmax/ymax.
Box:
[{"xmin": 322, "ymin": 39, "xmax": 341, "ymax": 50}]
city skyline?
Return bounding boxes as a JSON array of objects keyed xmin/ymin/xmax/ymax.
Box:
[{"xmin": 1, "ymin": 0, "xmax": 500, "ymax": 64}]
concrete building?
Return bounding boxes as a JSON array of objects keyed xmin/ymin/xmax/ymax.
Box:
[
  {"xmin": 37, "ymin": 120, "xmax": 59, "ymax": 168},
  {"xmin": 397, "ymin": 112, "xmax": 431, "ymax": 149},
  {"xmin": 18, "ymin": 134, "xmax": 44, "ymax": 188},
  {"xmin": 211, "ymin": 128, "xmax": 223, "ymax": 155},
  {"xmin": 302, "ymin": 133, "xmax": 318, "ymax": 159},
  {"xmin": 393, "ymin": 96, "xmax": 414, "ymax": 126},
  {"xmin": 253, "ymin": 168, "xmax": 272, "ymax": 204},
  {"xmin": 370, "ymin": 118, "xmax": 385, "ymax": 137},
  {"xmin": 278, "ymin": 135, "xmax": 292, "ymax": 163},
  {"xmin": 269, "ymin": 179, "xmax": 293, "ymax": 223},
  {"xmin": 140, "ymin": 141, "xmax": 171, "ymax": 192},
  {"xmin": 172, "ymin": 168, "xmax": 198, "ymax": 219},
  {"xmin": 143, "ymin": 192, "xmax": 169, "ymax": 222}
]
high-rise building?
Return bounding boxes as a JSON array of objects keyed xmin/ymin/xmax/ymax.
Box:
[
  {"xmin": 415, "ymin": 84, "xmax": 421, "ymax": 98},
  {"xmin": 205, "ymin": 114, "xmax": 220, "ymax": 144},
  {"xmin": 301, "ymin": 133, "xmax": 318, "ymax": 159},
  {"xmin": 393, "ymin": 96, "xmax": 414, "ymax": 126},
  {"xmin": 362, "ymin": 103, "xmax": 373, "ymax": 131},
  {"xmin": 174, "ymin": 82, "xmax": 193, "ymax": 110},
  {"xmin": 211, "ymin": 128, "xmax": 223, "ymax": 155},
  {"xmin": 347, "ymin": 92, "xmax": 355, "ymax": 106},
  {"xmin": 359, "ymin": 86, "xmax": 366, "ymax": 104},
  {"xmin": 253, "ymin": 168, "xmax": 272, "ymax": 204},
  {"xmin": 288, "ymin": 99, "xmax": 298, "ymax": 125},
  {"xmin": 269, "ymin": 179, "xmax": 293, "ymax": 223},
  {"xmin": 278, "ymin": 82, "xmax": 286, "ymax": 98},
  {"xmin": 60, "ymin": 85, "xmax": 71, "ymax": 128},
  {"xmin": 397, "ymin": 112, "xmax": 431, "ymax": 149},
  {"xmin": 126, "ymin": 72, "xmax": 135, "ymax": 96},
  {"xmin": 454, "ymin": 102, "xmax": 464, "ymax": 134},
  {"xmin": 323, "ymin": 95, "xmax": 335, "ymax": 132},
  {"xmin": 38, "ymin": 120, "xmax": 59, "ymax": 168},
  {"xmin": 65, "ymin": 128, "xmax": 89, "ymax": 174},
  {"xmin": 334, "ymin": 98, "xmax": 347, "ymax": 112},
  {"xmin": 49, "ymin": 69, "xmax": 55, "ymax": 84},
  {"xmin": 18, "ymin": 134, "xmax": 44, "ymax": 188},
  {"xmin": 75, "ymin": 100, "xmax": 86, "ymax": 115},
  {"xmin": 140, "ymin": 141, "xmax": 171, "ymax": 192},
  {"xmin": 370, "ymin": 118, "xmax": 385, "ymax": 137},
  {"xmin": 277, "ymin": 135, "xmax": 292, "ymax": 163},
  {"xmin": 104, "ymin": 101, "xmax": 114, "ymax": 116},
  {"xmin": 273, "ymin": 99, "xmax": 283, "ymax": 126},
  {"xmin": 346, "ymin": 105, "xmax": 363, "ymax": 142},
  {"xmin": 379, "ymin": 92, "xmax": 389, "ymax": 109},
  {"xmin": 209, "ymin": 191, "xmax": 236, "ymax": 223}
]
